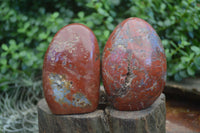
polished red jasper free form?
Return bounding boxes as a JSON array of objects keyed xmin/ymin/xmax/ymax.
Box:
[
  {"xmin": 43, "ymin": 24, "xmax": 100, "ymax": 114},
  {"xmin": 102, "ymin": 18, "xmax": 167, "ymax": 111}
]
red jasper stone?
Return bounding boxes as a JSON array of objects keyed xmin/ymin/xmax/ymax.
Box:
[
  {"xmin": 43, "ymin": 23, "xmax": 100, "ymax": 114},
  {"xmin": 102, "ymin": 18, "xmax": 167, "ymax": 111}
]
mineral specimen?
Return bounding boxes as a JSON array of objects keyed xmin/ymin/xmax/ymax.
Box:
[
  {"xmin": 43, "ymin": 23, "xmax": 100, "ymax": 114},
  {"xmin": 102, "ymin": 18, "xmax": 167, "ymax": 111}
]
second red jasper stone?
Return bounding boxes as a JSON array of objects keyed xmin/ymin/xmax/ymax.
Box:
[
  {"xmin": 43, "ymin": 24, "xmax": 100, "ymax": 114},
  {"xmin": 102, "ymin": 18, "xmax": 167, "ymax": 111}
]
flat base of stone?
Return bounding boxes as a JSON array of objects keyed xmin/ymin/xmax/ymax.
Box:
[
  {"xmin": 105, "ymin": 93, "xmax": 166, "ymax": 133},
  {"xmin": 38, "ymin": 93, "xmax": 166, "ymax": 133}
]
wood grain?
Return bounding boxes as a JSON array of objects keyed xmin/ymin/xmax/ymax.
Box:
[
  {"xmin": 38, "ymin": 93, "xmax": 165, "ymax": 133},
  {"xmin": 105, "ymin": 93, "xmax": 166, "ymax": 133}
]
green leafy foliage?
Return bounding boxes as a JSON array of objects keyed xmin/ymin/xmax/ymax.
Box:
[
  {"xmin": 0, "ymin": 1, "xmax": 70, "ymax": 91},
  {"xmin": 0, "ymin": 0, "xmax": 200, "ymax": 91}
]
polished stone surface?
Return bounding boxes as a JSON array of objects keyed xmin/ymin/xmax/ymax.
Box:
[
  {"xmin": 102, "ymin": 18, "xmax": 167, "ymax": 111},
  {"xmin": 43, "ymin": 23, "xmax": 100, "ymax": 114}
]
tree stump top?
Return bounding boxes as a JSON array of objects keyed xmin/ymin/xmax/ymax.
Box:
[{"xmin": 38, "ymin": 93, "xmax": 166, "ymax": 133}]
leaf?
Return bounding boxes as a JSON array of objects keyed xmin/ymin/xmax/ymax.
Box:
[
  {"xmin": 181, "ymin": 37, "xmax": 190, "ymax": 46},
  {"xmin": 11, "ymin": 62, "xmax": 19, "ymax": 69},
  {"xmin": 170, "ymin": 41, "xmax": 177, "ymax": 48},
  {"xmin": 162, "ymin": 40, "xmax": 169, "ymax": 47},
  {"xmin": 24, "ymin": 22, "xmax": 30, "ymax": 30},
  {"xmin": 157, "ymin": 21, "xmax": 163, "ymax": 26},
  {"xmin": 9, "ymin": 40, "xmax": 17, "ymax": 51},
  {"xmin": 188, "ymin": 31, "xmax": 194, "ymax": 38},
  {"xmin": 2, "ymin": 44, "xmax": 8, "ymax": 51},
  {"xmin": 165, "ymin": 49, "xmax": 172, "ymax": 61},
  {"xmin": 174, "ymin": 73, "xmax": 182, "ymax": 81},
  {"xmin": 0, "ymin": 65, "xmax": 7, "ymax": 73},
  {"xmin": 103, "ymin": 30, "xmax": 110, "ymax": 38},
  {"xmin": 110, "ymin": 0, "xmax": 120, "ymax": 6},
  {"xmin": 78, "ymin": 12, "xmax": 84, "ymax": 19},
  {"xmin": 39, "ymin": 32, "xmax": 47, "ymax": 40},
  {"xmin": 182, "ymin": 1, "xmax": 188, "ymax": 7},
  {"xmin": 194, "ymin": 57, "xmax": 200, "ymax": 68},
  {"xmin": 9, "ymin": 39, "xmax": 16, "ymax": 45},
  {"xmin": 1, "ymin": 52, "xmax": 8, "ymax": 57},
  {"xmin": 177, "ymin": 63, "xmax": 186, "ymax": 70},
  {"xmin": 181, "ymin": 56, "xmax": 187, "ymax": 63},
  {"xmin": 19, "ymin": 51, "xmax": 27, "ymax": 57},
  {"xmin": 187, "ymin": 67, "xmax": 195, "ymax": 76},
  {"xmin": 189, "ymin": 53, "xmax": 195, "ymax": 59},
  {"xmin": 95, "ymin": 2, "xmax": 102, "ymax": 8},
  {"xmin": 178, "ymin": 49, "xmax": 188, "ymax": 56},
  {"xmin": 97, "ymin": 8, "xmax": 109, "ymax": 16},
  {"xmin": 12, "ymin": 53, "xmax": 19, "ymax": 60},
  {"xmin": 164, "ymin": 19, "xmax": 171, "ymax": 26},
  {"xmin": 179, "ymin": 70, "xmax": 187, "ymax": 78},
  {"xmin": 86, "ymin": 2, "xmax": 94, "ymax": 8},
  {"xmin": 106, "ymin": 23, "xmax": 115, "ymax": 30},
  {"xmin": 107, "ymin": 16, "xmax": 113, "ymax": 22},
  {"xmin": 86, "ymin": 21, "xmax": 93, "ymax": 28},
  {"xmin": 36, "ymin": 42, "xmax": 48, "ymax": 52},
  {"xmin": 0, "ymin": 58, "xmax": 7, "ymax": 65},
  {"xmin": 52, "ymin": 12, "xmax": 59, "ymax": 18},
  {"xmin": 191, "ymin": 46, "xmax": 200, "ymax": 55},
  {"xmin": 10, "ymin": 16, "xmax": 16, "ymax": 23},
  {"xmin": 25, "ymin": 59, "xmax": 33, "ymax": 67},
  {"xmin": 39, "ymin": 7, "xmax": 45, "ymax": 14},
  {"xmin": 160, "ymin": 3, "xmax": 166, "ymax": 10}
]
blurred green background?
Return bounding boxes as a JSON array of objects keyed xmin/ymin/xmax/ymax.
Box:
[{"xmin": 0, "ymin": 0, "xmax": 200, "ymax": 92}]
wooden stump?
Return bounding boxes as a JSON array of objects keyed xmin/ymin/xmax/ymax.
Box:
[
  {"xmin": 105, "ymin": 93, "xmax": 166, "ymax": 133},
  {"xmin": 38, "ymin": 99, "xmax": 108, "ymax": 133},
  {"xmin": 38, "ymin": 93, "xmax": 166, "ymax": 133}
]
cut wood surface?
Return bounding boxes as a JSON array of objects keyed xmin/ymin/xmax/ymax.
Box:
[
  {"xmin": 38, "ymin": 93, "xmax": 166, "ymax": 133},
  {"xmin": 105, "ymin": 93, "xmax": 166, "ymax": 133},
  {"xmin": 38, "ymin": 99, "xmax": 108, "ymax": 133}
]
